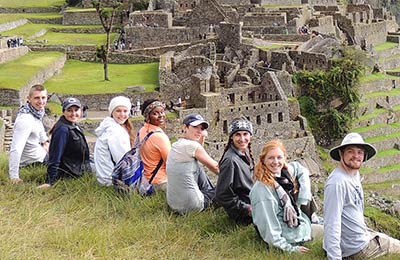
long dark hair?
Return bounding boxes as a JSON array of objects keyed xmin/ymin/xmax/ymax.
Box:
[{"xmin": 122, "ymin": 119, "xmax": 135, "ymax": 147}]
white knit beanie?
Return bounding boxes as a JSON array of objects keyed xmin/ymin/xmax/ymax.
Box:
[{"xmin": 108, "ymin": 96, "xmax": 132, "ymax": 115}]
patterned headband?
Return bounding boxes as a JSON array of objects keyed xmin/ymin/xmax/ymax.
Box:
[{"xmin": 143, "ymin": 101, "xmax": 164, "ymax": 121}]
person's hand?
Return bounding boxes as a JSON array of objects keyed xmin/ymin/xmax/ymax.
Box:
[
  {"xmin": 10, "ymin": 178, "xmax": 23, "ymax": 184},
  {"xmin": 283, "ymin": 202, "xmax": 298, "ymax": 228},
  {"xmin": 298, "ymin": 246, "xmax": 310, "ymax": 253},
  {"xmin": 37, "ymin": 183, "xmax": 51, "ymax": 189}
]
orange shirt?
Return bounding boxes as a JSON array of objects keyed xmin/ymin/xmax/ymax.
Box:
[{"xmin": 139, "ymin": 123, "xmax": 171, "ymax": 184}]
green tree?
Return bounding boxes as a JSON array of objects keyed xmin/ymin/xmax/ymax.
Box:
[
  {"xmin": 92, "ymin": 0, "xmax": 122, "ymax": 81},
  {"xmin": 293, "ymin": 50, "xmax": 364, "ymax": 145}
]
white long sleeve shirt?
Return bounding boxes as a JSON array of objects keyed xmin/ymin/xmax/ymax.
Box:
[
  {"xmin": 8, "ymin": 113, "xmax": 48, "ymax": 179},
  {"xmin": 323, "ymin": 168, "xmax": 369, "ymax": 259}
]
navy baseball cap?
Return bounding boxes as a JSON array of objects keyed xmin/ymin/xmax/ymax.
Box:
[
  {"xmin": 62, "ymin": 97, "xmax": 82, "ymax": 111},
  {"xmin": 183, "ymin": 113, "xmax": 209, "ymax": 129}
]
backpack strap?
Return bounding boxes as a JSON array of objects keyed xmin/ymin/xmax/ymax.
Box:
[{"xmin": 148, "ymin": 158, "xmax": 163, "ymax": 184}]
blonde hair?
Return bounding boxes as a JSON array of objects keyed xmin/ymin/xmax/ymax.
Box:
[{"xmin": 254, "ymin": 139, "xmax": 287, "ymax": 188}]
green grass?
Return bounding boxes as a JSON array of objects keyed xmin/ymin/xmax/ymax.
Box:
[
  {"xmin": 375, "ymin": 148, "xmax": 400, "ymax": 158},
  {"xmin": 0, "ymin": 155, "xmax": 326, "ymax": 259},
  {"xmin": 2, "ymin": 22, "xmax": 102, "ymax": 39},
  {"xmin": 0, "ymin": 13, "xmax": 61, "ymax": 23},
  {"xmin": 364, "ymin": 88, "xmax": 400, "ymax": 98},
  {"xmin": 0, "ymin": 0, "xmax": 64, "ymax": 8},
  {"xmin": 45, "ymin": 60, "xmax": 159, "ymax": 94},
  {"xmin": 257, "ymin": 44, "xmax": 287, "ymax": 51},
  {"xmin": 366, "ymin": 131, "xmax": 400, "ymax": 143},
  {"xmin": 359, "ymin": 72, "xmax": 397, "ymax": 83},
  {"xmin": 364, "ymin": 207, "xmax": 400, "ymax": 239},
  {"xmin": 46, "ymin": 101, "xmax": 62, "ymax": 115},
  {"xmin": 0, "ymin": 51, "xmax": 65, "ymax": 90},
  {"xmin": 374, "ymin": 42, "xmax": 399, "ymax": 51},
  {"xmin": 34, "ymin": 31, "xmax": 115, "ymax": 46}
]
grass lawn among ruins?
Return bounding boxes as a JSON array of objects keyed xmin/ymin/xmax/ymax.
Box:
[
  {"xmin": 0, "ymin": 13, "xmax": 61, "ymax": 23},
  {"xmin": 45, "ymin": 60, "xmax": 159, "ymax": 94},
  {"xmin": 34, "ymin": 31, "xmax": 114, "ymax": 46},
  {"xmin": 0, "ymin": 0, "xmax": 64, "ymax": 8},
  {"xmin": 0, "ymin": 154, "xmax": 325, "ymax": 259},
  {"xmin": 0, "ymin": 51, "xmax": 64, "ymax": 90}
]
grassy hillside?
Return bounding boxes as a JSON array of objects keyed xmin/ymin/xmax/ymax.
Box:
[{"xmin": 0, "ymin": 154, "xmax": 325, "ymax": 259}]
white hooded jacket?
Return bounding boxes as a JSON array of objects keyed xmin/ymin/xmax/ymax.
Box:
[{"xmin": 94, "ymin": 117, "xmax": 131, "ymax": 186}]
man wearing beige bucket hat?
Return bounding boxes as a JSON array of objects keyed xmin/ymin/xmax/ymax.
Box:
[{"xmin": 323, "ymin": 133, "xmax": 400, "ymax": 259}]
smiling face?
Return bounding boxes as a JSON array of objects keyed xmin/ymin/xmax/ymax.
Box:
[
  {"xmin": 183, "ymin": 124, "xmax": 206, "ymax": 142},
  {"xmin": 112, "ymin": 105, "xmax": 129, "ymax": 125},
  {"xmin": 264, "ymin": 147, "xmax": 285, "ymax": 175},
  {"xmin": 340, "ymin": 145, "xmax": 365, "ymax": 171},
  {"xmin": 231, "ymin": 130, "xmax": 251, "ymax": 153},
  {"xmin": 148, "ymin": 106, "xmax": 166, "ymax": 126},
  {"xmin": 63, "ymin": 106, "xmax": 81, "ymax": 124},
  {"xmin": 27, "ymin": 90, "xmax": 47, "ymax": 111}
]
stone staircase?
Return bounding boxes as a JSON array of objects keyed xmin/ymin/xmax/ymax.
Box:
[{"xmin": 0, "ymin": 109, "xmax": 14, "ymax": 152}]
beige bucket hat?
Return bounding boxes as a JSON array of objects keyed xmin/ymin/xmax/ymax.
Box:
[{"xmin": 329, "ymin": 132, "xmax": 377, "ymax": 162}]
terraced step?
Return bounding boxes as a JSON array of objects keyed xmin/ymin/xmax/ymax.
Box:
[
  {"xmin": 364, "ymin": 151, "xmax": 400, "ymax": 169},
  {"xmin": 362, "ymin": 163, "xmax": 400, "ymax": 184},
  {"xmin": 353, "ymin": 123, "xmax": 400, "ymax": 139},
  {"xmin": 365, "ymin": 134, "xmax": 400, "ymax": 151}
]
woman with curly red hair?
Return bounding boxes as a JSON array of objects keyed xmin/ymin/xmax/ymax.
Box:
[{"xmin": 250, "ymin": 139, "xmax": 322, "ymax": 253}]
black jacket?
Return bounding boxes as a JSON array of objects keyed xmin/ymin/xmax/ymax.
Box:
[
  {"xmin": 46, "ymin": 116, "xmax": 90, "ymax": 185},
  {"xmin": 216, "ymin": 144, "xmax": 254, "ymax": 224}
]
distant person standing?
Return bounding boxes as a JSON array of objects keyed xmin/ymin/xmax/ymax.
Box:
[{"xmin": 8, "ymin": 84, "xmax": 49, "ymax": 183}]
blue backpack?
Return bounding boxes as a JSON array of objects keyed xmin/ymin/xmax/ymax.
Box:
[{"xmin": 112, "ymin": 131, "xmax": 163, "ymax": 195}]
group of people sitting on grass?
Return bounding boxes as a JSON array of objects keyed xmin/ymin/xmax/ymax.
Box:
[{"xmin": 8, "ymin": 84, "xmax": 400, "ymax": 258}]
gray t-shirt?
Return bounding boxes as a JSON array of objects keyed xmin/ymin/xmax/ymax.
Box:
[
  {"xmin": 166, "ymin": 138, "xmax": 204, "ymax": 214},
  {"xmin": 323, "ymin": 167, "xmax": 369, "ymax": 259}
]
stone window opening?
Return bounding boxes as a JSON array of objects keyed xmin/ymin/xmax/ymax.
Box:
[
  {"xmin": 278, "ymin": 112, "xmax": 283, "ymax": 122},
  {"xmin": 256, "ymin": 115, "xmax": 261, "ymax": 125},
  {"xmin": 275, "ymin": 95, "xmax": 279, "ymax": 100},
  {"xmin": 223, "ymin": 120, "xmax": 228, "ymax": 133},
  {"xmin": 229, "ymin": 93, "xmax": 235, "ymax": 104},
  {"xmin": 267, "ymin": 114, "xmax": 272, "ymax": 123}
]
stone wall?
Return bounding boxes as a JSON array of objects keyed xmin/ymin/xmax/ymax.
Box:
[
  {"xmin": 0, "ymin": 89, "xmax": 20, "ymax": 107},
  {"xmin": 258, "ymin": 34, "xmax": 311, "ymax": 42},
  {"xmin": 67, "ymin": 51, "xmax": 159, "ymax": 63},
  {"xmin": 82, "ymin": 0, "xmax": 129, "ymax": 8},
  {"xmin": 0, "ymin": 19, "xmax": 28, "ymax": 33},
  {"xmin": 28, "ymin": 45, "xmax": 96, "ymax": 52},
  {"xmin": 0, "ymin": 7, "xmax": 61, "ymax": 13},
  {"xmin": 186, "ymin": 0, "xmax": 230, "ymax": 27},
  {"xmin": 243, "ymin": 26, "xmax": 296, "ymax": 35},
  {"xmin": 130, "ymin": 10, "xmax": 172, "ymax": 28},
  {"xmin": 28, "ymin": 17, "xmax": 63, "ymax": 24},
  {"xmin": 62, "ymin": 10, "xmax": 101, "ymax": 25},
  {"xmin": 288, "ymin": 50, "xmax": 330, "ymax": 71},
  {"xmin": 242, "ymin": 13, "xmax": 287, "ymax": 26},
  {"xmin": 309, "ymin": 0, "xmax": 337, "ymax": 6},
  {"xmin": 56, "ymin": 92, "xmax": 161, "ymax": 111},
  {"xmin": 125, "ymin": 26, "xmax": 204, "ymax": 48},
  {"xmin": 218, "ymin": 22, "xmax": 242, "ymax": 49},
  {"xmin": 0, "ymin": 46, "xmax": 29, "ymax": 64},
  {"xmin": 353, "ymin": 21, "xmax": 387, "ymax": 46},
  {"xmin": 255, "ymin": 0, "xmax": 301, "ymax": 4},
  {"xmin": 308, "ymin": 16, "xmax": 335, "ymax": 35}
]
